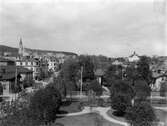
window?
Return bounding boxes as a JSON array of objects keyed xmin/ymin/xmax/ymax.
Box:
[
  {"xmin": 16, "ymin": 62, "xmax": 20, "ymax": 66},
  {"xmin": 2, "ymin": 69, "xmax": 6, "ymax": 73},
  {"xmin": 3, "ymin": 84, "xmax": 6, "ymax": 90}
]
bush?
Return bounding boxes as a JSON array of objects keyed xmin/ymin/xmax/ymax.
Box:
[
  {"xmin": 29, "ymin": 85, "xmax": 61, "ymax": 125},
  {"xmin": 22, "ymin": 79, "xmax": 34, "ymax": 89},
  {"xmin": 111, "ymin": 94, "xmax": 131, "ymax": 116},
  {"xmin": 134, "ymin": 79, "xmax": 151, "ymax": 101},
  {"xmin": 110, "ymin": 80, "xmax": 134, "ymax": 99},
  {"xmin": 1, "ymin": 107, "xmax": 41, "ymax": 126},
  {"xmin": 110, "ymin": 80, "xmax": 134, "ymax": 116},
  {"xmin": 125, "ymin": 102, "xmax": 156, "ymax": 126}
]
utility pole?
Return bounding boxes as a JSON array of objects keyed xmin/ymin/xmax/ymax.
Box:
[
  {"xmin": 80, "ymin": 66, "xmax": 83, "ymax": 98},
  {"xmin": 15, "ymin": 67, "xmax": 17, "ymax": 100}
]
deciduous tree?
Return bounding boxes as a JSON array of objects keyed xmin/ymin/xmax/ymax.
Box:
[
  {"xmin": 29, "ymin": 86, "xmax": 61, "ymax": 125},
  {"xmin": 137, "ymin": 56, "xmax": 152, "ymax": 84}
]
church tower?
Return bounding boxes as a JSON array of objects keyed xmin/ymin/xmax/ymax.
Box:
[{"xmin": 18, "ymin": 38, "xmax": 24, "ymax": 58}]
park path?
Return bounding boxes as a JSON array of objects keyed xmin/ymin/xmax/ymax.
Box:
[
  {"xmin": 154, "ymin": 106, "xmax": 167, "ymax": 112},
  {"xmin": 57, "ymin": 107, "xmax": 128, "ymax": 126}
]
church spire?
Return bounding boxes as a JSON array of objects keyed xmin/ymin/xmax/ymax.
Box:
[{"xmin": 18, "ymin": 37, "xmax": 24, "ymax": 58}]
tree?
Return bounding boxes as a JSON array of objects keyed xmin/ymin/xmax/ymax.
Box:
[
  {"xmin": 160, "ymin": 81, "xmax": 167, "ymax": 97},
  {"xmin": 60, "ymin": 58, "xmax": 80, "ymax": 84},
  {"xmin": 111, "ymin": 94, "xmax": 131, "ymax": 116},
  {"xmin": 137, "ymin": 56, "xmax": 152, "ymax": 85},
  {"xmin": 104, "ymin": 65, "xmax": 123, "ymax": 87},
  {"xmin": 110, "ymin": 80, "xmax": 134, "ymax": 116},
  {"xmin": 125, "ymin": 64, "xmax": 139, "ymax": 85},
  {"xmin": 0, "ymin": 82, "xmax": 3, "ymax": 102},
  {"xmin": 110, "ymin": 80, "xmax": 134, "ymax": 99},
  {"xmin": 87, "ymin": 80, "xmax": 103, "ymax": 97},
  {"xmin": 29, "ymin": 86, "xmax": 61, "ymax": 125},
  {"xmin": 78, "ymin": 55, "xmax": 95, "ymax": 81},
  {"xmin": 125, "ymin": 102, "xmax": 156, "ymax": 126},
  {"xmin": 51, "ymin": 76, "xmax": 67, "ymax": 98},
  {"xmin": 134, "ymin": 79, "xmax": 151, "ymax": 101},
  {"xmin": 1, "ymin": 107, "xmax": 41, "ymax": 126}
]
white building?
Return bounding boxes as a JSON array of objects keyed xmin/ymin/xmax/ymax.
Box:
[
  {"xmin": 16, "ymin": 58, "xmax": 40, "ymax": 80},
  {"xmin": 128, "ymin": 51, "xmax": 140, "ymax": 62},
  {"xmin": 47, "ymin": 57, "xmax": 59, "ymax": 72}
]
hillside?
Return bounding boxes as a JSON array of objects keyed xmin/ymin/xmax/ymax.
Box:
[
  {"xmin": 0, "ymin": 45, "xmax": 18, "ymax": 56},
  {"xmin": 0, "ymin": 45, "xmax": 77, "ymax": 57}
]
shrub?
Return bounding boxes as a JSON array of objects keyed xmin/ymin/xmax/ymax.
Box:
[
  {"xmin": 111, "ymin": 94, "xmax": 131, "ymax": 116},
  {"xmin": 125, "ymin": 102, "xmax": 156, "ymax": 126},
  {"xmin": 134, "ymin": 79, "xmax": 151, "ymax": 101}
]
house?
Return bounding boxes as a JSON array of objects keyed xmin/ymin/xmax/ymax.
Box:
[
  {"xmin": 16, "ymin": 58, "xmax": 40, "ymax": 80},
  {"xmin": 150, "ymin": 58, "xmax": 167, "ymax": 91},
  {"xmin": 128, "ymin": 51, "xmax": 140, "ymax": 62},
  {"xmin": 112, "ymin": 60, "xmax": 127, "ymax": 68},
  {"xmin": 0, "ymin": 57, "xmax": 15, "ymax": 66},
  {"xmin": 47, "ymin": 57, "xmax": 59, "ymax": 72},
  {"xmin": 94, "ymin": 69, "xmax": 104, "ymax": 85},
  {"xmin": 0, "ymin": 66, "xmax": 33, "ymax": 95}
]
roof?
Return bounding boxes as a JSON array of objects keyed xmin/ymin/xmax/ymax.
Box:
[
  {"xmin": 0, "ymin": 57, "xmax": 14, "ymax": 62},
  {"xmin": 112, "ymin": 60, "xmax": 123, "ymax": 65},
  {"xmin": 16, "ymin": 57, "xmax": 39, "ymax": 62},
  {"xmin": 0, "ymin": 66, "xmax": 32, "ymax": 80},
  {"xmin": 0, "ymin": 66, "xmax": 33, "ymax": 74},
  {"xmin": 129, "ymin": 51, "xmax": 139, "ymax": 58},
  {"xmin": 95, "ymin": 69, "xmax": 104, "ymax": 76}
]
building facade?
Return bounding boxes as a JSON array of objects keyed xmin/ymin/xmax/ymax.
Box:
[
  {"xmin": 16, "ymin": 58, "xmax": 40, "ymax": 80},
  {"xmin": 128, "ymin": 51, "xmax": 140, "ymax": 62}
]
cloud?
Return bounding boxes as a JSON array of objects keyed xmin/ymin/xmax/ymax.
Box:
[{"xmin": 0, "ymin": 0, "xmax": 166, "ymax": 56}]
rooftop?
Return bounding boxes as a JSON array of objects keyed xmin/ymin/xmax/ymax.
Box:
[{"xmin": 94, "ymin": 69, "xmax": 104, "ymax": 76}]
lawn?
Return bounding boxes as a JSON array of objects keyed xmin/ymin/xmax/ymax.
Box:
[
  {"xmin": 53, "ymin": 113, "xmax": 123, "ymax": 126},
  {"xmin": 107, "ymin": 109, "xmax": 126, "ymax": 122},
  {"xmin": 58, "ymin": 101, "xmax": 83, "ymax": 114},
  {"xmin": 154, "ymin": 109, "xmax": 167, "ymax": 125}
]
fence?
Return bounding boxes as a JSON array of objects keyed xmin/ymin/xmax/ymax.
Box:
[{"xmin": 150, "ymin": 91, "xmax": 167, "ymax": 106}]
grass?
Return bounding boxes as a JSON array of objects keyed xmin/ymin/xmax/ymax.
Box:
[
  {"xmin": 53, "ymin": 113, "xmax": 123, "ymax": 126},
  {"xmin": 107, "ymin": 109, "xmax": 126, "ymax": 123},
  {"xmin": 154, "ymin": 109, "xmax": 167, "ymax": 125},
  {"xmin": 58, "ymin": 101, "xmax": 82, "ymax": 114}
]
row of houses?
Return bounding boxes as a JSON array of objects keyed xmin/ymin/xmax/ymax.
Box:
[{"xmin": 0, "ymin": 58, "xmax": 33, "ymax": 96}]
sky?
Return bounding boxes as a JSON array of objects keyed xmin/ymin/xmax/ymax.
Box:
[{"xmin": 0, "ymin": 0, "xmax": 166, "ymax": 57}]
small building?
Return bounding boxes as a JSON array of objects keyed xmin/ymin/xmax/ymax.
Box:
[
  {"xmin": 94, "ymin": 69, "xmax": 104, "ymax": 85},
  {"xmin": 0, "ymin": 66, "xmax": 33, "ymax": 95},
  {"xmin": 47, "ymin": 57, "xmax": 59, "ymax": 72},
  {"xmin": 128, "ymin": 51, "xmax": 140, "ymax": 62},
  {"xmin": 0, "ymin": 57, "xmax": 15, "ymax": 66},
  {"xmin": 16, "ymin": 58, "xmax": 40, "ymax": 80}
]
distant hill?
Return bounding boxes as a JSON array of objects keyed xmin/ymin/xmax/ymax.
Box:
[
  {"xmin": 0, "ymin": 45, "xmax": 77, "ymax": 57},
  {"xmin": 0, "ymin": 45, "xmax": 18, "ymax": 56}
]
